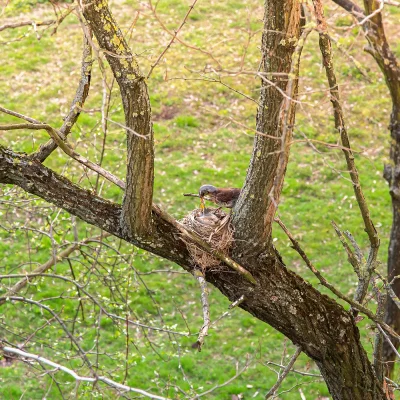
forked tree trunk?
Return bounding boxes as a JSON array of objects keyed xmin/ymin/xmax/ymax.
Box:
[{"xmin": 0, "ymin": 0, "xmax": 389, "ymax": 398}]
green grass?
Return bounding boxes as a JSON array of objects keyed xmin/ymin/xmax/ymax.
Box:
[{"xmin": 0, "ymin": 0, "xmax": 398, "ymax": 399}]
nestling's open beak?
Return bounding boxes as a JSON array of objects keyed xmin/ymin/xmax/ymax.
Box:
[{"xmin": 200, "ymin": 196, "xmax": 205, "ymax": 212}]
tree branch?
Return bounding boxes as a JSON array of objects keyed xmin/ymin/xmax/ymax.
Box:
[
  {"xmin": 232, "ymin": 0, "xmax": 302, "ymax": 255},
  {"xmin": 265, "ymin": 346, "xmax": 302, "ymax": 399},
  {"xmin": 313, "ymin": 0, "xmax": 379, "ymax": 309},
  {"xmin": 81, "ymin": 0, "xmax": 154, "ymax": 238},
  {"xmin": 0, "ymin": 144, "xmax": 387, "ymax": 398},
  {"xmin": 29, "ymin": 32, "xmax": 93, "ymax": 162},
  {"xmin": 1, "ymin": 346, "xmax": 169, "ymax": 400},
  {"xmin": 0, "ymin": 235, "xmax": 107, "ymax": 306},
  {"xmin": 193, "ymin": 270, "xmax": 210, "ymax": 352}
]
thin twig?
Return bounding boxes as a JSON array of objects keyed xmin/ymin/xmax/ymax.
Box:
[
  {"xmin": 263, "ymin": 361, "xmax": 321, "ymax": 377},
  {"xmin": 147, "ymin": 0, "xmax": 199, "ymax": 78},
  {"xmin": 0, "ymin": 234, "xmax": 108, "ymax": 305},
  {"xmin": 191, "ymin": 356, "xmax": 251, "ymax": 399},
  {"xmin": 30, "ymin": 31, "xmax": 93, "ymax": 162},
  {"xmin": 0, "ymin": 273, "xmax": 189, "ymax": 336},
  {"xmin": 265, "ymin": 346, "xmax": 302, "ymax": 399}
]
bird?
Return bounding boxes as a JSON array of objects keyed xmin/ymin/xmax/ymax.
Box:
[{"xmin": 199, "ymin": 184, "xmax": 241, "ymax": 210}]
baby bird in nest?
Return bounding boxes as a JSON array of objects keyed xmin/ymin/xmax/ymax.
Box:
[{"xmin": 198, "ymin": 184, "xmax": 241, "ymax": 212}]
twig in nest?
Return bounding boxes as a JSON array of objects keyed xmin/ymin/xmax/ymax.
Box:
[
  {"xmin": 193, "ymin": 270, "xmax": 210, "ymax": 351},
  {"xmin": 183, "ymin": 193, "xmax": 201, "ymax": 198}
]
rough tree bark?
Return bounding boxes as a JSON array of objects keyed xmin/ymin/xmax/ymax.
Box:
[
  {"xmin": 82, "ymin": 0, "xmax": 155, "ymax": 239},
  {"xmin": 0, "ymin": 0, "xmax": 389, "ymax": 398},
  {"xmin": 332, "ymin": 0, "xmax": 400, "ymax": 376}
]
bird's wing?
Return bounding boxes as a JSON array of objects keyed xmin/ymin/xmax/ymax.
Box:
[{"xmin": 215, "ymin": 188, "xmax": 241, "ymax": 203}]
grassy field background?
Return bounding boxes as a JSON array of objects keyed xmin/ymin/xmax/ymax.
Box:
[{"xmin": 0, "ymin": 0, "xmax": 399, "ymax": 398}]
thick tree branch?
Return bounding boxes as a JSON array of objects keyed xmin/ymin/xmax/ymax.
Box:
[
  {"xmin": 81, "ymin": 0, "xmax": 154, "ymax": 238},
  {"xmin": 232, "ymin": 0, "xmax": 302, "ymax": 255}
]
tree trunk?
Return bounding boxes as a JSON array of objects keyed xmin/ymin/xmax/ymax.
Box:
[{"xmin": 0, "ymin": 0, "xmax": 389, "ymax": 397}]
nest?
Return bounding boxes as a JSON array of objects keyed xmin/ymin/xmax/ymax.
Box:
[{"xmin": 180, "ymin": 207, "xmax": 233, "ymax": 270}]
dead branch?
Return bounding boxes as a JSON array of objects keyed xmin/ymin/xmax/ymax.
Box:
[{"xmin": 1, "ymin": 347, "xmax": 169, "ymax": 400}]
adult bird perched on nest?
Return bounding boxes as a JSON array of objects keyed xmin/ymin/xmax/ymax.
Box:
[{"xmin": 199, "ymin": 184, "xmax": 241, "ymax": 211}]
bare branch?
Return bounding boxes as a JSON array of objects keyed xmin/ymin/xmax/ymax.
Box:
[
  {"xmin": 2, "ymin": 347, "xmax": 169, "ymax": 400},
  {"xmin": 147, "ymin": 0, "xmax": 199, "ymax": 79},
  {"xmin": 191, "ymin": 357, "xmax": 251, "ymax": 399},
  {"xmin": 0, "ymin": 20, "xmax": 54, "ymax": 32},
  {"xmin": 263, "ymin": 361, "xmax": 321, "ymax": 378},
  {"xmin": 29, "ymin": 32, "xmax": 93, "ymax": 162},
  {"xmin": 0, "ymin": 235, "xmax": 107, "ymax": 305},
  {"xmin": 265, "ymin": 346, "xmax": 302, "ymax": 399},
  {"xmin": 0, "ymin": 273, "xmax": 188, "ymax": 336},
  {"xmin": 1, "ymin": 297, "xmax": 94, "ymax": 372},
  {"xmin": 275, "ymin": 217, "xmax": 400, "ymax": 342},
  {"xmin": 0, "ymin": 121, "xmax": 126, "ymax": 190},
  {"xmin": 313, "ymin": 0, "xmax": 379, "ymax": 308},
  {"xmin": 193, "ymin": 270, "xmax": 210, "ymax": 351},
  {"xmin": 0, "ymin": 7, "xmax": 74, "ymax": 33}
]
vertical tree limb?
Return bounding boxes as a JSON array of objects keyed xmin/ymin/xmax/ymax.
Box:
[
  {"xmin": 232, "ymin": 0, "xmax": 302, "ymax": 256},
  {"xmin": 193, "ymin": 270, "xmax": 210, "ymax": 352},
  {"xmin": 81, "ymin": 0, "xmax": 154, "ymax": 238},
  {"xmin": 313, "ymin": 0, "xmax": 379, "ymax": 310}
]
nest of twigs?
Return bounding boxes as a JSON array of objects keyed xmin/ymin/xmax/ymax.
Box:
[{"xmin": 180, "ymin": 208, "xmax": 233, "ymax": 270}]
